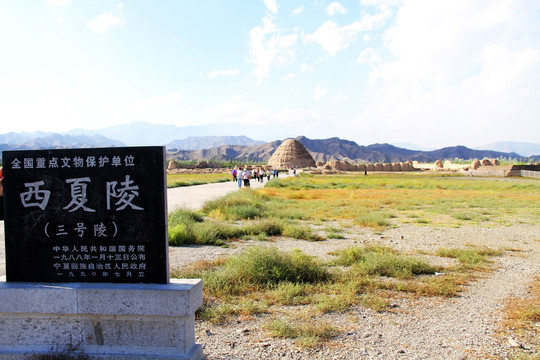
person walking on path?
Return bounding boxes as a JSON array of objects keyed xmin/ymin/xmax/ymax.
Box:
[
  {"xmin": 237, "ymin": 168, "xmax": 243, "ymax": 188},
  {"xmin": 242, "ymin": 168, "xmax": 251, "ymax": 187}
]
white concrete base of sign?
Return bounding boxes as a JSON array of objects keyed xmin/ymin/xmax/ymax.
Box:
[{"xmin": 0, "ymin": 277, "xmax": 203, "ymax": 359}]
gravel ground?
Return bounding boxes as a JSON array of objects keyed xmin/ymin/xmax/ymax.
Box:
[
  {"xmin": 1, "ymin": 178, "xmax": 538, "ymax": 359},
  {"xmin": 169, "ymin": 223, "xmax": 540, "ymax": 360}
]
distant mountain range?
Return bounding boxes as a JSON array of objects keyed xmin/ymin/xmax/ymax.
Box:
[
  {"xmin": 0, "ymin": 122, "xmax": 538, "ymax": 163},
  {"xmin": 0, "ymin": 133, "xmax": 125, "ymax": 152},
  {"xmin": 167, "ymin": 136, "xmax": 534, "ymax": 163},
  {"xmin": 474, "ymin": 141, "xmax": 540, "ymax": 157},
  {"xmin": 166, "ymin": 136, "xmax": 264, "ymax": 150}
]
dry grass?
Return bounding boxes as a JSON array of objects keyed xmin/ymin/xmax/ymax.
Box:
[
  {"xmin": 264, "ymin": 310, "xmax": 340, "ymax": 347},
  {"xmin": 173, "ymin": 243, "xmax": 504, "ymax": 347},
  {"xmin": 171, "ymin": 173, "xmax": 539, "ymax": 348},
  {"xmin": 167, "ymin": 172, "xmax": 231, "ymax": 188},
  {"xmin": 502, "ymin": 277, "xmax": 540, "ymax": 358},
  {"xmin": 260, "ymin": 174, "xmax": 540, "ymax": 229}
]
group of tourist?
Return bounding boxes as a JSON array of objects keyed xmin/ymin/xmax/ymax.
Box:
[{"xmin": 232, "ymin": 167, "xmax": 279, "ymax": 188}]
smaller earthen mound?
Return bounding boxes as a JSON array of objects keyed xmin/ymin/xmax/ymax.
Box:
[
  {"xmin": 168, "ymin": 160, "xmax": 179, "ymax": 170},
  {"xmin": 374, "ymin": 163, "xmax": 383, "ymax": 171},
  {"xmin": 357, "ymin": 164, "xmax": 366, "ymax": 172},
  {"xmin": 392, "ymin": 163, "xmax": 402, "ymax": 172},
  {"xmin": 383, "ymin": 163, "xmax": 392, "ymax": 171},
  {"xmin": 323, "ymin": 160, "xmax": 358, "ymax": 171},
  {"xmin": 401, "ymin": 162, "xmax": 414, "ymax": 171},
  {"xmin": 471, "ymin": 159, "xmax": 481, "ymax": 170},
  {"xmin": 366, "ymin": 164, "xmax": 375, "ymax": 171},
  {"xmin": 434, "ymin": 160, "xmax": 443, "ymax": 169},
  {"xmin": 481, "ymin": 159, "xmax": 493, "ymax": 166}
]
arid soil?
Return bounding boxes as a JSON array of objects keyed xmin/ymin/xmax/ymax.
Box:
[
  {"xmin": 1, "ymin": 178, "xmax": 538, "ymax": 359},
  {"xmin": 169, "ymin": 223, "xmax": 540, "ymax": 360}
]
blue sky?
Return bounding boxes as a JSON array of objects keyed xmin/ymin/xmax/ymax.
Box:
[{"xmin": 0, "ymin": 0, "xmax": 539, "ymax": 148}]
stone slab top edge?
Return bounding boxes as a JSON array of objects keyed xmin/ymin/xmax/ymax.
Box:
[
  {"xmin": 0, "ymin": 277, "xmax": 203, "ymax": 316},
  {"xmin": 0, "ymin": 276, "xmax": 200, "ymax": 289}
]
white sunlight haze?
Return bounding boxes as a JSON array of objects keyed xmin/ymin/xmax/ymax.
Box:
[{"xmin": 0, "ymin": 0, "xmax": 538, "ymax": 148}]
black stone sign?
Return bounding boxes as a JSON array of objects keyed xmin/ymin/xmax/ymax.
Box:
[{"xmin": 2, "ymin": 147, "xmax": 169, "ymax": 284}]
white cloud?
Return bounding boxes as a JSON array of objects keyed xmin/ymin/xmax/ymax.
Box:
[
  {"xmin": 0, "ymin": 75, "xmax": 113, "ymax": 132},
  {"xmin": 202, "ymin": 99, "xmax": 328, "ymax": 132},
  {"xmin": 46, "ymin": 0, "xmax": 71, "ymax": 7},
  {"xmin": 303, "ymin": 9, "xmax": 390, "ymax": 55},
  {"xmin": 360, "ymin": 0, "xmax": 399, "ymax": 8},
  {"xmin": 276, "ymin": 108, "xmax": 324, "ymax": 129},
  {"xmin": 205, "ymin": 69, "xmax": 240, "ymax": 78},
  {"xmin": 355, "ymin": 0, "xmax": 540, "ymax": 147},
  {"xmin": 313, "ymin": 84, "xmax": 328, "ymax": 101},
  {"xmin": 357, "ymin": 48, "xmax": 379, "ymax": 63},
  {"xmin": 331, "ymin": 90, "xmax": 349, "ymax": 104},
  {"xmin": 113, "ymin": 91, "xmax": 186, "ymax": 127},
  {"xmin": 291, "ymin": 6, "xmax": 306, "ymax": 16},
  {"xmin": 77, "ymin": 71, "xmax": 102, "ymax": 84},
  {"xmin": 86, "ymin": 3, "xmax": 125, "ymax": 33},
  {"xmin": 229, "ymin": 95, "xmax": 244, "ymax": 102},
  {"xmin": 326, "ymin": 2, "xmax": 347, "ymax": 16},
  {"xmin": 281, "ymin": 73, "xmax": 296, "ymax": 80},
  {"xmin": 264, "ymin": 0, "xmax": 278, "ymax": 14},
  {"xmin": 249, "ymin": 16, "xmax": 298, "ymax": 83},
  {"xmin": 133, "ymin": 92, "xmax": 183, "ymax": 113},
  {"xmin": 202, "ymin": 97, "xmax": 270, "ymax": 125},
  {"xmin": 300, "ymin": 63, "xmax": 314, "ymax": 72}
]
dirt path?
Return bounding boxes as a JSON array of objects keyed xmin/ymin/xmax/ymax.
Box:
[{"xmin": 167, "ymin": 177, "xmax": 266, "ymax": 212}]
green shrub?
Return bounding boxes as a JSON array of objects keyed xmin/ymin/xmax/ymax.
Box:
[
  {"xmin": 190, "ymin": 221, "xmax": 240, "ymax": 245},
  {"xmin": 331, "ymin": 245, "xmax": 396, "ymax": 266},
  {"xmin": 314, "ymin": 292, "xmax": 353, "ymax": 313},
  {"xmin": 282, "ymin": 224, "xmax": 323, "ymax": 241},
  {"xmin": 436, "ymin": 247, "xmax": 503, "ymax": 265},
  {"xmin": 360, "ymin": 294, "xmax": 390, "ymax": 312},
  {"xmin": 265, "ymin": 316, "xmax": 338, "ymax": 347},
  {"xmin": 169, "ymin": 223, "xmax": 196, "ymax": 246},
  {"xmin": 266, "ymin": 282, "xmax": 313, "ymax": 305},
  {"xmin": 355, "ymin": 211, "xmax": 393, "ymax": 229},
  {"xmin": 168, "ymin": 208, "xmax": 241, "ymax": 246},
  {"xmin": 169, "ymin": 207, "xmax": 203, "ymax": 226},
  {"xmin": 179, "ymin": 247, "xmax": 328, "ymax": 298},
  {"xmin": 203, "ymin": 190, "xmax": 267, "ymax": 220},
  {"xmin": 332, "ymin": 245, "xmax": 437, "ymax": 279},
  {"xmin": 224, "ymin": 246, "xmax": 328, "ymax": 286},
  {"xmin": 242, "ymin": 219, "xmax": 284, "ymax": 237},
  {"xmin": 325, "ymin": 227, "xmax": 345, "ymax": 239},
  {"xmin": 351, "ymin": 253, "xmax": 438, "ymax": 279}
]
